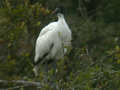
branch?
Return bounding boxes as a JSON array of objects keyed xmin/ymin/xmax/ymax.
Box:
[
  {"xmin": 0, "ymin": 79, "xmax": 42, "ymax": 87},
  {"xmin": 0, "ymin": 85, "xmax": 29, "ymax": 90}
]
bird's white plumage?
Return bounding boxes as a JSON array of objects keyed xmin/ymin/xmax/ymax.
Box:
[
  {"xmin": 35, "ymin": 30, "xmax": 63, "ymax": 62},
  {"xmin": 33, "ymin": 13, "xmax": 72, "ymax": 76},
  {"xmin": 39, "ymin": 22, "xmax": 57, "ymax": 36}
]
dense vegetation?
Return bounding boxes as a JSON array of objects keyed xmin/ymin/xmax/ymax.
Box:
[{"xmin": 0, "ymin": 0, "xmax": 120, "ymax": 90}]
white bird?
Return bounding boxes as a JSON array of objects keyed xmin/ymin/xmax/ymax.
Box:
[{"xmin": 33, "ymin": 6, "xmax": 72, "ymax": 77}]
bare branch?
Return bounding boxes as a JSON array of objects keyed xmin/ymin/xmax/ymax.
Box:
[
  {"xmin": 0, "ymin": 85, "xmax": 29, "ymax": 90},
  {"xmin": 0, "ymin": 79, "xmax": 42, "ymax": 87}
]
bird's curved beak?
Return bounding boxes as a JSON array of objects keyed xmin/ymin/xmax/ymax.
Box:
[
  {"xmin": 52, "ymin": 8, "xmax": 59, "ymax": 15},
  {"xmin": 51, "ymin": 11, "xmax": 55, "ymax": 15},
  {"xmin": 51, "ymin": 10, "xmax": 56, "ymax": 15}
]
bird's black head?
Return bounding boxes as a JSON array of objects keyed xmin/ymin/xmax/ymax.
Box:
[{"xmin": 52, "ymin": 6, "xmax": 65, "ymax": 15}]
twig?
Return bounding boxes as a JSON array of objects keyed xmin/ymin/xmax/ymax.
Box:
[
  {"xmin": 78, "ymin": 0, "xmax": 88, "ymax": 19},
  {"xmin": 0, "ymin": 85, "xmax": 29, "ymax": 90},
  {"xmin": 0, "ymin": 79, "xmax": 42, "ymax": 87},
  {"xmin": 85, "ymin": 47, "xmax": 89, "ymax": 56}
]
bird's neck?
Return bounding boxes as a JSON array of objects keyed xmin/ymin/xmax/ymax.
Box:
[
  {"xmin": 57, "ymin": 13, "xmax": 65, "ymax": 21},
  {"xmin": 57, "ymin": 13, "xmax": 67, "ymax": 25}
]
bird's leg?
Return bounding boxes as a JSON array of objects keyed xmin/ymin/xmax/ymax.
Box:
[{"xmin": 33, "ymin": 65, "xmax": 39, "ymax": 77}]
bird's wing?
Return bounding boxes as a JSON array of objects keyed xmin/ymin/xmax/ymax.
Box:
[
  {"xmin": 39, "ymin": 22, "xmax": 57, "ymax": 36},
  {"xmin": 34, "ymin": 41, "xmax": 54, "ymax": 66},
  {"xmin": 34, "ymin": 31, "xmax": 55, "ymax": 66}
]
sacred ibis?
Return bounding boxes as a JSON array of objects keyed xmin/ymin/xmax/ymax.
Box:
[{"xmin": 33, "ymin": 6, "xmax": 72, "ymax": 77}]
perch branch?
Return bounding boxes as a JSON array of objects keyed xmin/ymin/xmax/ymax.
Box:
[{"xmin": 0, "ymin": 79, "xmax": 42, "ymax": 87}]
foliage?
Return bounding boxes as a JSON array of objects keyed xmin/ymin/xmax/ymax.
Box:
[
  {"xmin": 102, "ymin": 0, "xmax": 120, "ymax": 22},
  {"xmin": 0, "ymin": 0, "xmax": 120, "ymax": 90},
  {"xmin": 0, "ymin": 0, "xmax": 51, "ymax": 78}
]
